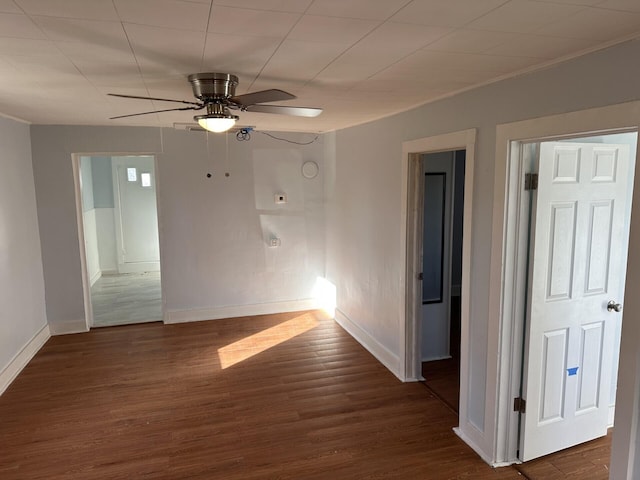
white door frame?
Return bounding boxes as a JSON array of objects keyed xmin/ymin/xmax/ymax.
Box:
[
  {"xmin": 71, "ymin": 154, "xmax": 95, "ymax": 330},
  {"xmin": 72, "ymin": 152, "xmax": 164, "ymax": 330},
  {"xmin": 489, "ymin": 101, "xmax": 640, "ymax": 469},
  {"xmin": 401, "ymin": 128, "xmax": 477, "ymax": 440}
]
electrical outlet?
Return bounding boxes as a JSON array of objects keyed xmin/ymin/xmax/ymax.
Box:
[{"xmin": 269, "ymin": 238, "xmax": 281, "ymax": 247}]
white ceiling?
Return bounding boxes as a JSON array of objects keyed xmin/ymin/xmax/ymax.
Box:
[{"xmin": 1, "ymin": 0, "xmax": 640, "ymax": 133}]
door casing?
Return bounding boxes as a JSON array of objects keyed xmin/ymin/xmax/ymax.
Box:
[
  {"xmin": 401, "ymin": 128, "xmax": 477, "ymax": 453},
  {"xmin": 490, "ymin": 103, "xmax": 640, "ymax": 467}
]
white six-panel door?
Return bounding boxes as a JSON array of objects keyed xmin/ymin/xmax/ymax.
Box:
[{"xmin": 520, "ymin": 142, "xmax": 632, "ymax": 461}]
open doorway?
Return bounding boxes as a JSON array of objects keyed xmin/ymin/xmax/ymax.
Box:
[
  {"xmin": 512, "ymin": 132, "xmax": 636, "ymax": 464},
  {"xmin": 420, "ymin": 149, "xmax": 465, "ymax": 413},
  {"xmin": 402, "ymin": 129, "xmax": 475, "ymax": 442},
  {"xmin": 492, "ymin": 127, "xmax": 637, "ymax": 476},
  {"xmin": 75, "ymin": 155, "xmax": 163, "ymax": 328}
]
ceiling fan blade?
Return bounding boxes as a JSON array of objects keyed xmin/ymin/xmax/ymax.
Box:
[
  {"xmin": 244, "ymin": 104, "xmax": 322, "ymax": 117},
  {"xmin": 231, "ymin": 89, "xmax": 296, "ymax": 107},
  {"xmin": 109, "ymin": 106, "xmax": 203, "ymax": 119},
  {"xmin": 108, "ymin": 93, "xmax": 201, "ymax": 106}
]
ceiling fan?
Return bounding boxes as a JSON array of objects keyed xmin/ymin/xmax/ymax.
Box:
[{"xmin": 108, "ymin": 72, "xmax": 322, "ymax": 133}]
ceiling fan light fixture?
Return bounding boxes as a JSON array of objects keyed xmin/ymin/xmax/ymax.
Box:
[
  {"xmin": 195, "ymin": 114, "xmax": 238, "ymax": 133},
  {"xmin": 194, "ymin": 103, "xmax": 239, "ymax": 133}
]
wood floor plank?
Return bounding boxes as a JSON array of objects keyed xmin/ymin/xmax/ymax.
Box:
[
  {"xmin": 514, "ymin": 432, "xmax": 612, "ymax": 480},
  {"xmin": 0, "ymin": 311, "xmax": 523, "ymax": 479}
]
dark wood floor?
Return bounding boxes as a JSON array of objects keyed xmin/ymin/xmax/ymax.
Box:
[
  {"xmin": 514, "ymin": 432, "xmax": 611, "ymax": 480},
  {"xmin": 422, "ymin": 357, "xmax": 460, "ymax": 413},
  {"xmin": 0, "ymin": 311, "xmax": 523, "ymax": 480},
  {"xmin": 422, "ymin": 296, "xmax": 461, "ymax": 414}
]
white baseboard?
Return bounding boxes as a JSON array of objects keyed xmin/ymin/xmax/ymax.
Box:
[
  {"xmin": 0, "ymin": 324, "xmax": 50, "ymax": 396},
  {"xmin": 334, "ymin": 308, "xmax": 401, "ymax": 381},
  {"xmin": 164, "ymin": 299, "xmax": 319, "ymax": 324},
  {"xmin": 491, "ymin": 460, "xmax": 519, "ymax": 468},
  {"xmin": 49, "ymin": 318, "xmax": 89, "ymax": 335}
]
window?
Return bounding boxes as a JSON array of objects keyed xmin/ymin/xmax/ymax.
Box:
[{"xmin": 141, "ymin": 172, "xmax": 152, "ymax": 187}]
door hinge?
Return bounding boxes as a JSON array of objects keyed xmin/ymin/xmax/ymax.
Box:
[
  {"xmin": 524, "ymin": 173, "xmax": 538, "ymax": 191},
  {"xmin": 417, "ymin": 272, "xmax": 423, "ymax": 280},
  {"xmin": 514, "ymin": 397, "xmax": 526, "ymax": 414}
]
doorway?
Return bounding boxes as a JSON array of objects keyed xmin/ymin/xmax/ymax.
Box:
[
  {"xmin": 402, "ymin": 129, "xmax": 476, "ymax": 443},
  {"xmin": 75, "ymin": 155, "xmax": 163, "ymax": 328},
  {"xmin": 505, "ymin": 131, "xmax": 637, "ymax": 463},
  {"xmin": 420, "ymin": 149, "xmax": 465, "ymax": 413}
]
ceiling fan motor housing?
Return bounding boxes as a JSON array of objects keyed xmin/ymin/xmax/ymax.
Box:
[{"xmin": 188, "ymin": 73, "xmax": 238, "ymax": 101}]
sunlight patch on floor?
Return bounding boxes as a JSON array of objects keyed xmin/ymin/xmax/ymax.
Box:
[{"xmin": 218, "ymin": 314, "xmax": 319, "ymax": 369}]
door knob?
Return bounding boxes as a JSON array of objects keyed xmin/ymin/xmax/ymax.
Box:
[{"xmin": 607, "ymin": 301, "xmax": 623, "ymax": 313}]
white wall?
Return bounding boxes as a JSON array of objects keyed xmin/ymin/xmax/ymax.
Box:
[
  {"xmin": 30, "ymin": 127, "xmax": 326, "ymax": 332},
  {"xmin": 90, "ymin": 156, "xmax": 117, "ymax": 273},
  {"xmin": 95, "ymin": 208, "xmax": 117, "ymax": 273},
  {"xmin": 159, "ymin": 130, "xmax": 325, "ymax": 317},
  {"xmin": 83, "ymin": 209, "xmax": 101, "ymax": 285},
  {"xmin": 325, "ymin": 38, "xmax": 640, "ymax": 464},
  {"xmin": 0, "ymin": 115, "xmax": 48, "ymax": 391}
]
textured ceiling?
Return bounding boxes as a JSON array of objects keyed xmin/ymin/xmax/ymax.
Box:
[{"xmin": 1, "ymin": 0, "xmax": 640, "ymax": 132}]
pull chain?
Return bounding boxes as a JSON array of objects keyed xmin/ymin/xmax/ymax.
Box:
[
  {"xmin": 205, "ymin": 131, "xmax": 213, "ymax": 178},
  {"xmin": 225, "ymin": 131, "xmax": 230, "ymax": 178}
]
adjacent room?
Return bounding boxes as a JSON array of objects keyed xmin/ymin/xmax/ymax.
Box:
[
  {"xmin": 2, "ymin": 1, "xmax": 640, "ymax": 479},
  {"xmin": 79, "ymin": 154, "xmax": 163, "ymax": 327}
]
